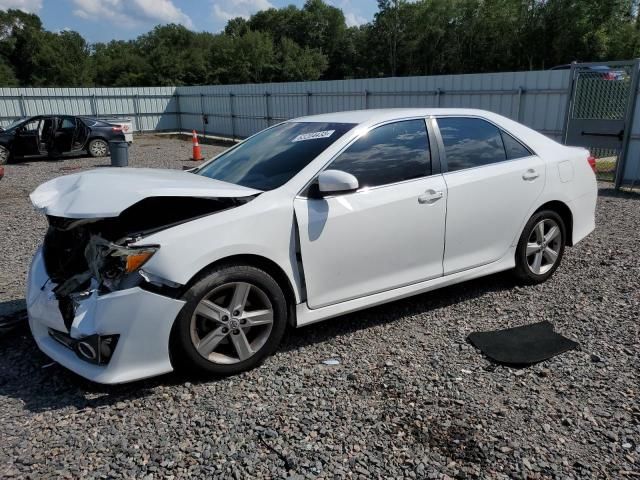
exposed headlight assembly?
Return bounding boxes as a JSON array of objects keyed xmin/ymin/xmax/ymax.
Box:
[{"xmin": 85, "ymin": 235, "xmax": 159, "ymax": 292}]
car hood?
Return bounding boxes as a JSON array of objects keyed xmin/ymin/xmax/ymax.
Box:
[{"xmin": 30, "ymin": 168, "xmax": 261, "ymax": 218}]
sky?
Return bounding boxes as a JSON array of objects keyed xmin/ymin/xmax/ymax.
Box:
[{"xmin": 0, "ymin": 0, "xmax": 376, "ymax": 43}]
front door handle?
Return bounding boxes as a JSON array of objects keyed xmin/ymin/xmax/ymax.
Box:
[
  {"xmin": 418, "ymin": 189, "xmax": 444, "ymax": 204},
  {"xmin": 522, "ymin": 169, "xmax": 539, "ymax": 181}
]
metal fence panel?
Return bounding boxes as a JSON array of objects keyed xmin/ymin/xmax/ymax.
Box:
[
  {"xmin": 0, "ymin": 86, "xmax": 176, "ymax": 132},
  {"xmin": 622, "ymin": 65, "xmax": 640, "ymax": 188},
  {"xmin": 174, "ymin": 70, "xmax": 571, "ymax": 141},
  {"xmin": 2, "ymin": 68, "xmax": 638, "ymax": 188},
  {"xmin": 0, "ymin": 70, "xmax": 572, "ymax": 143}
]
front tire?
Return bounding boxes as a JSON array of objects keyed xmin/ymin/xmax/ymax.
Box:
[
  {"xmin": 0, "ymin": 145, "xmax": 10, "ymax": 165},
  {"xmin": 514, "ymin": 210, "xmax": 566, "ymax": 284},
  {"xmin": 171, "ymin": 264, "xmax": 288, "ymax": 376},
  {"xmin": 88, "ymin": 138, "xmax": 109, "ymax": 157}
]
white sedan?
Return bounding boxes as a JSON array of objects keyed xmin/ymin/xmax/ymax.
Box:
[{"xmin": 26, "ymin": 109, "xmax": 597, "ymax": 383}]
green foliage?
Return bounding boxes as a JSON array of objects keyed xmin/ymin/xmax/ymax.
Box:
[
  {"xmin": 226, "ymin": 30, "xmax": 277, "ymax": 84},
  {"xmin": 224, "ymin": 18, "xmax": 249, "ymax": 38},
  {"xmin": 138, "ymin": 25, "xmax": 214, "ymax": 86},
  {"xmin": 278, "ymin": 37, "xmax": 328, "ymax": 81},
  {"xmin": 92, "ymin": 40, "xmax": 149, "ymax": 86},
  {"xmin": 27, "ymin": 30, "xmax": 93, "ymax": 86},
  {"xmin": 1, "ymin": 0, "xmax": 640, "ymax": 87},
  {"xmin": 0, "ymin": 58, "xmax": 17, "ymax": 86}
]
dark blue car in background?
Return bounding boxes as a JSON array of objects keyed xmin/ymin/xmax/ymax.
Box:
[{"xmin": 0, "ymin": 115, "xmax": 126, "ymax": 164}]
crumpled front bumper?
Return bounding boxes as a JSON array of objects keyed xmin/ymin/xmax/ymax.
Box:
[{"xmin": 27, "ymin": 248, "xmax": 186, "ymax": 384}]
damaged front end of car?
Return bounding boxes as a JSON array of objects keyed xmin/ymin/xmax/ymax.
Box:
[
  {"xmin": 33, "ymin": 195, "xmax": 254, "ymax": 371},
  {"xmin": 43, "ymin": 196, "xmax": 253, "ymax": 327},
  {"xmin": 26, "ymin": 168, "xmax": 263, "ymax": 381}
]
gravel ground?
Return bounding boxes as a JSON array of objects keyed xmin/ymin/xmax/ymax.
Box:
[{"xmin": 0, "ymin": 136, "xmax": 639, "ymax": 479}]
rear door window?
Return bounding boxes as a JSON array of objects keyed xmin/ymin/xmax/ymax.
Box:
[
  {"xmin": 436, "ymin": 117, "xmax": 507, "ymax": 172},
  {"xmin": 329, "ymin": 119, "xmax": 431, "ymax": 188}
]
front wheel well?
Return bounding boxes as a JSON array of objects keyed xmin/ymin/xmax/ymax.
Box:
[
  {"xmin": 535, "ymin": 201, "xmax": 573, "ymax": 246},
  {"xmin": 186, "ymin": 254, "xmax": 298, "ymax": 326}
]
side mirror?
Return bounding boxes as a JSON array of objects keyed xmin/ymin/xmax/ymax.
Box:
[{"xmin": 317, "ymin": 169, "xmax": 359, "ymax": 196}]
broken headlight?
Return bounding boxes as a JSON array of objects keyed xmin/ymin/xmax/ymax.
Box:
[{"xmin": 86, "ymin": 235, "xmax": 159, "ymax": 292}]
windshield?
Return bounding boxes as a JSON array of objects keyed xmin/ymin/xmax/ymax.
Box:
[
  {"xmin": 196, "ymin": 122, "xmax": 356, "ymax": 190},
  {"xmin": 1, "ymin": 118, "xmax": 27, "ymax": 131}
]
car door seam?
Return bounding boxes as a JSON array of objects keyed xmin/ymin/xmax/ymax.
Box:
[{"xmin": 441, "ymin": 174, "xmax": 449, "ymax": 275}]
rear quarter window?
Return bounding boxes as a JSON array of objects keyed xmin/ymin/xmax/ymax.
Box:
[{"xmin": 501, "ymin": 131, "xmax": 533, "ymax": 159}]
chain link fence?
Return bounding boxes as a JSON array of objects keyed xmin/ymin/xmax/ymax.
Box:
[{"xmin": 572, "ymin": 67, "xmax": 632, "ymax": 120}]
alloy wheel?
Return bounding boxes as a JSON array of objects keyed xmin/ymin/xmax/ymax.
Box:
[
  {"xmin": 90, "ymin": 140, "xmax": 108, "ymax": 156},
  {"xmin": 189, "ymin": 282, "xmax": 274, "ymax": 365},
  {"xmin": 526, "ymin": 218, "xmax": 562, "ymax": 275}
]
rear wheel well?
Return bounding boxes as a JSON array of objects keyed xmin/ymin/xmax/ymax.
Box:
[
  {"xmin": 535, "ymin": 201, "xmax": 573, "ymax": 246},
  {"xmin": 187, "ymin": 255, "xmax": 297, "ymax": 326}
]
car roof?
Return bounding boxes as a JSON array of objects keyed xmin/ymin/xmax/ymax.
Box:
[
  {"xmin": 290, "ymin": 108, "xmax": 509, "ymax": 126},
  {"xmin": 288, "ymin": 108, "xmax": 563, "ymax": 156}
]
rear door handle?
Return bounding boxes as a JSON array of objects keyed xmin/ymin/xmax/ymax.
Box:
[
  {"xmin": 418, "ymin": 189, "xmax": 444, "ymax": 204},
  {"xmin": 522, "ymin": 169, "xmax": 539, "ymax": 181}
]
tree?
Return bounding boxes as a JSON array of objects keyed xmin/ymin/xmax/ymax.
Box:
[
  {"xmin": 1, "ymin": 9, "xmax": 43, "ymax": 85},
  {"xmin": 374, "ymin": 0, "xmax": 407, "ymax": 76},
  {"xmin": 3, "ymin": 0, "xmax": 640, "ymax": 87},
  {"xmin": 300, "ymin": 0, "xmax": 349, "ymax": 78},
  {"xmin": 0, "ymin": 9, "xmax": 92, "ymax": 86},
  {"xmin": 208, "ymin": 34, "xmax": 236, "ymax": 84},
  {"xmin": 224, "ymin": 17, "xmax": 249, "ymax": 38},
  {"xmin": 278, "ymin": 37, "xmax": 328, "ymax": 81},
  {"xmin": 137, "ymin": 24, "xmax": 213, "ymax": 86},
  {"xmin": 0, "ymin": 58, "xmax": 17, "ymax": 85},
  {"xmin": 92, "ymin": 40, "xmax": 149, "ymax": 86},
  {"xmin": 213, "ymin": 30, "xmax": 276, "ymax": 84},
  {"xmin": 248, "ymin": 6, "xmax": 305, "ymax": 46}
]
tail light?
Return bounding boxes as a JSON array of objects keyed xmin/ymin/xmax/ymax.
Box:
[
  {"xmin": 587, "ymin": 155, "xmax": 597, "ymax": 173},
  {"xmin": 111, "ymin": 126, "xmax": 123, "ymax": 132}
]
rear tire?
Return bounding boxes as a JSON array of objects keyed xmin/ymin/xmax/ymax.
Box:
[
  {"xmin": 0, "ymin": 145, "xmax": 10, "ymax": 165},
  {"xmin": 514, "ymin": 210, "xmax": 566, "ymax": 284},
  {"xmin": 170, "ymin": 264, "xmax": 288, "ymax": 377},
  {"xmin": 88, "ymin": 138, "xmax": 109, "ymax": 157}
]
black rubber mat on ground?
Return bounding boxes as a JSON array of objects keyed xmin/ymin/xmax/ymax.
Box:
[{"xmin": 467, "ymin": 321, "xmax": 579, "ymax": 366}]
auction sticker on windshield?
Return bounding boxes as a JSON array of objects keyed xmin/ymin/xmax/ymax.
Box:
[{"xmin": 292, "ymin": 130, "xmax": 335, "ymax": 142}]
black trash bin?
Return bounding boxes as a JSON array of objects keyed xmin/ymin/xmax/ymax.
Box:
[{"xmin": 109, "ymin": 140, "xmax": 129, "ymax": 167}]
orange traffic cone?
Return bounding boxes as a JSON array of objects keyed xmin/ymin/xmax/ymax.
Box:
[{"xmin": 191, "ymin": 130, "xmax": 204, "ymax": 161}]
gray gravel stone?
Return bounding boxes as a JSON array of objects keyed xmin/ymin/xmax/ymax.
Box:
[{"xmin": 0, "ymin": 135, "xmax": 639, "ymax": 478}]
